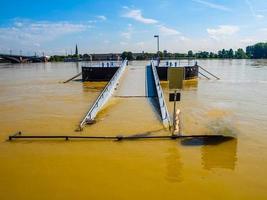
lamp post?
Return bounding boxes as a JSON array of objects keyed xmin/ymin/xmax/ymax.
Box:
[{"xmin": 154, "ymin": 35, "xmax": 159, "ymax": 58}]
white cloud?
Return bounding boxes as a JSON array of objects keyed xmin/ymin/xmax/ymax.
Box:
[
  {"xmin": 157, "ymin": 25, "xmax": 180, "ymax": 35},
  {"xmin": 255, "ymin": 14, "xmax": 264, "ymax": 19},
  {"xmin": 96, "ymin": 15, "xmax": 107, "ymax": 21},
  {"xmin": 193, "ymin": 0, "xmax": 231, "ymax": 11},
  {"xmin": 0, "ymin": 20, "xmax": 90, "ymax": 50},
  {"xmin": 240, "ymin": 38, "xmax": 254, "ymax": 43},
  {"xmin": 207, "ymin": 25, "xmax": 239, "ymax": 40},
  {"xmin": 123, "ymin": 9, "xmax": 158, "ymax": 24}
]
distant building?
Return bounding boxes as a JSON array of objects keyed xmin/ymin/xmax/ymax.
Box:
[
  {"xmin": 75, "ymin": 44, "xmax": 78, "ymax": 56},
  {"xmin": 91, "ymin": 53, "xmax": 120, "ymax": 61}
]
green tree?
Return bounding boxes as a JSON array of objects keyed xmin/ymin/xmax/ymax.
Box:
[
  {"xmin": 49, "ymin": 55, "xmax": 66, "ymax": 62},
  {"xmin": 228, "ymin": 49, "xmax": 234, "ymax": 58},
  {"xmin": 246, "ymin": 43, "xmax": 267, "ymax": 59},
  {"xmin": 195, "ymin": 51, "xmax": 209, "ymax": 58},
  {"xmin": 222, "ymin": 49, "xmax": 226, "ymax": 58},
  {"xmin": 188, "ymin": 50, "xmax": 194, "ymax": 58},
  {"xmin": 235, "ymin": 48, "xmax": 247, "ymax": 59},
  {"xmin": 158, "ymin": 51, "xmax": 164, "ymax": 59},
  {"xmin": 121, "ymin": 51, "xmax": 133, "ymax": 60}
]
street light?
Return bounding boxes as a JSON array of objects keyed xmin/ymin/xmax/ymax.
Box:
[{"xmin": 154, "ymin": 35, "xmax": 159, "ymax": 57}]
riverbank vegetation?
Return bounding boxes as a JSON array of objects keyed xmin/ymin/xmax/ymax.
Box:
[
  {"xmin": 48, "ymin": 42, "xmax": 267, "ymax": 62},
  {"xmin": 124, "ymin": 42, "xmax": 267, "ymax": 60}
]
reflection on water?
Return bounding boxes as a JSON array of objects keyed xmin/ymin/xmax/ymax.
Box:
[
  {"xmin": 181, "ymin": 136, "xmax": 237, "ymax": 170},
  {"xmin": 165, "ymin": 146, "xmax": 183, "ymax": 183},
  {"xmin": 82, "ymin": 81, "xmax": 107, "ymax": 91},
  {"xmin": 160, "ymin": 79, "xmax": 198, "ymax": 91},
  {"xmin": 75, "ymin": 62, "xmax": 80, "ymax": 73},
  {"xmin": 180, "ymin": 135, "xmax": 234, "ymax": 146},
  {"xmin": 165, "ymin": 136, "xmax": 237, "ymax": 183},
  {"xmin": 250, "ymin": 59, "xmax": 267, "ymax": 67},
  {"xmin": 201, "ymin": 138, "xmax": 237, "ymax": 170},
  {"xmin": 183, "ymin": 79, "xmax": 198, "ymax": 89}
]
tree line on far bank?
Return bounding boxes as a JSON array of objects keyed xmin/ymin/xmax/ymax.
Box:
[
  {"xmin": 121, "ymin": 42, "xmax": 267, "ymax": 60},
  {"xmin": 49, "ymin": 53, "xmax": 86, "ymax": 62},
  {"xmin": 48, "ymin": 42, "xmax": 267, "ymax": 61}
]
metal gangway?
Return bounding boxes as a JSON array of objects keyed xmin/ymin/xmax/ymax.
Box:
[
  {"xmin": 151, "ymin": 60, "xmax": 171, "ymax": 128},
  {"xmin": 79, "ymin": 60, "xmax": 127, "ymax": 130}
]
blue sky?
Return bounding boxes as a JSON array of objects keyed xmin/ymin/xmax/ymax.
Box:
[{"xmin": 0, "ymin": 0, "xmax": 267, "ymax": 55}]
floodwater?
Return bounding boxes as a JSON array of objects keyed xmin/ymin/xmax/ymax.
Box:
[{"xmin": 0, "ymin": 60, "xmax": 267, "ymax": 199}]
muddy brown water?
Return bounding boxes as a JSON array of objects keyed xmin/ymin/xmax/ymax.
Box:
[{"xmin": 0, "ymin": 60, "xmax": 267, "ymax": 200}]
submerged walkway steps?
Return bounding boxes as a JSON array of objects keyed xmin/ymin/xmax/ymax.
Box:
[
  {"xmin": 151, "ymin": 60, "xmax": 171, "ymax": 128},
  {"xmin": 79, "ymin": 60, "xmax": 127, "ymax": 130}
]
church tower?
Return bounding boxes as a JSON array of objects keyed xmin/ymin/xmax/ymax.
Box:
[{"xmin": 75, "ymin": 44, "xmax": 78, "ymax": 56}]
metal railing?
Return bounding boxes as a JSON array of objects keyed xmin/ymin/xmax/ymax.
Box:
[
  {"xmin": 158, "ymin": 59, "xmax": 197, "ymax": 67},
  {"xmin": 82, "ymin": 61, "xmax": 122, "ymax": 68},
  {"xmin": 79, "ymin": 60, "xmax": 127, "ymax": 130},
  {"xmin": 151, "ymin": 60, "xmax": 171, "ymax": 128}
]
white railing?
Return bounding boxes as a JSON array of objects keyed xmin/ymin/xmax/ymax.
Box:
[
  {"xmin": 151, "ymin": 60, "xmax": 171, "ymax": 128},
  {"xmin": 82, "ymin": 61, "xmax": 122, "ymax": 68},
  {"xmin": 79, "ymin": 60, "xmax": 127, "ymax": 130},
  {"xmin": 158, "ymin": 60, "xmax": 197, "ymax": 67}
]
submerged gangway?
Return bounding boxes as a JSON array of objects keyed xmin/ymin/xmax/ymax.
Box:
[
  {"xmin": 79, "ymin": 60, "xmax": 171, "ymax": 130},
  {"xmin": 8, "ymin": 60, "xmax": 229, "ymax": 141},
  {"xmin": 151, "ymin": 61, "xmax": 171, "ymax": 128},
  {"xmin": 79, "ymin": 60, "xmax": 127, "ymax": 130}
]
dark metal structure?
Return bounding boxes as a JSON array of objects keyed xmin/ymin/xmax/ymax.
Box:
[
  {"xmin": 8, "ymin": 131, "xmax": 234, "ymax": 142},
  {"xmin": 156, "ymin": 65, "xmax": 199, "ymax": 81},
  {"xmin": 82, "ymin": 67, "xmax": 119, "ymax": 81}
]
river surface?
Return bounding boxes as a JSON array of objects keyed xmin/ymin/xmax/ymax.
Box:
[{"xmin": 0, "ymin": 60, "xmax": 267, "ymax": 200}]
